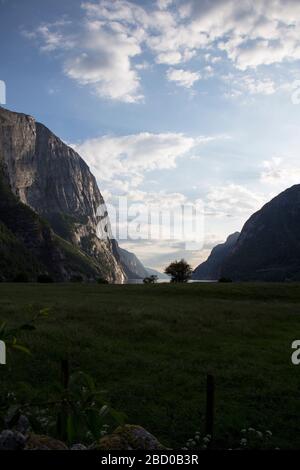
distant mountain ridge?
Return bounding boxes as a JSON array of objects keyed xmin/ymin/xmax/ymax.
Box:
[
  {"xmin": 194, "ymin": 185, "xmax": 300, "ymax": 282},
  {"xmin": 192, "ymin": 232, "xmax": 240, "ymax": 280},
  {"xmin": 114, "ymin": 247, "xmax": 168, "ymax": 280},
  {"xmin": 116, "ymin": 246, "xmax": 149, "ymax": 279}
]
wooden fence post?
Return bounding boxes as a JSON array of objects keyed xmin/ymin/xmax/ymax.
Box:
[{"xmin": 205, "ymin": 374, "xmax": 215, "ymax": 441}]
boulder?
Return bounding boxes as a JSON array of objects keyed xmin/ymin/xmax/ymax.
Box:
[
  {"xmin": 25, "ymin": 433, "xmax": 68, "ymax": 450},
  {"xmin": 98, "ymin": 425, "xmax": 167, "ymax": 450}
]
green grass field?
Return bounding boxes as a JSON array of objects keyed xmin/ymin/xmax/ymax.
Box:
[{"xmin": 1, "ymin": 282, "xmax": 300, "ymax": 448}]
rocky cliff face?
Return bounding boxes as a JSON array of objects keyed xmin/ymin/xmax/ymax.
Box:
[
  {"xmin": 0, "ymin": 106, "xmax": 125, "ymax": 282},
  {"xmin": 192, "ymin": 232, "xmax": 240, "ymax": 280},
  {"xmin": 221, "ymin": 185, "xmax": 300, "ymax": 281},
  {"xmin": 116, "ymin": 246, "xmax": 149, "ymax": 280}
]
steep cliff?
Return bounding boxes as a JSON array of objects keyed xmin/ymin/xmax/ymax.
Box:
[
  {"xmin": 0, "ymin": 106, "xmax": 125, "ymax": 282},
  {"xmin": 221, "ymin": 185, "xmax": 300, "ymax": 281},
  {"xmin": 192, "ymin": 232, "xmax": 240, "ymax": 280},
  {"xmin": 116, "ymin": 246, "xmax": 149, "ymax": 279}
]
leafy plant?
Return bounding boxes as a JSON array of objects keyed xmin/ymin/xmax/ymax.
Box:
[
  {"xmin": 0, "ymin": 307, "xmax": 50, "ymax": 354},
  {"xmin": 56, "ymin": 370, "xmax": 126, "ymax": 445}
]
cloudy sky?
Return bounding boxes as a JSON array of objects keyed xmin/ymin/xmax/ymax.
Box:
[{"xmin": 1, "ymin": 0, "xmax": 300, "ymax": 270}]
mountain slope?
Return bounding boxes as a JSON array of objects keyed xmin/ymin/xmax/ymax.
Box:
[
  {"xmin": 192, "ymin": 232, "xmax": 240, "ymax": 280},
  {"xmin": 221, "ymin": 185, "xmax": 300, "ymax": 281},
  {"xmin": 116, "ymin": 246, "xmax": 149, "ymax": 279},
  {"xmin": 0, "ymin": 106, "xmax": 125, "ymax": 282},
  {"xmin": 0, "ymin": 165, "xmax": 105, "ymax": 281}
]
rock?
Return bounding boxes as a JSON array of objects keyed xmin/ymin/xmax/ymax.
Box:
[
  {"xmin": 70, "ymin": 443, "xmax": 87, "ymax": 450},
  {"xmin": 15, "ymin": 415, "xmax": 30, "ymax": 434},
  {"xmin": 0, "ymin": 106, "xmax": 125, "ymax": 283},
  {"xmin": 98, "ymin": 425, "xmax": 167, "ymax": 450},
  {"xmin": 116, "ymin": 246, "xmax": 149, "ymax": 280},
  {"xmin": 25, "ymin": 433, "xmax": 68, "ymax": 450},
  {"xmin": 0, "ymin": 430, "xmax": 27, "ymax": 450}
]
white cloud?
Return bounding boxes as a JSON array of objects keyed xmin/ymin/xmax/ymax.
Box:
[
  {"xmin": 185, "ymin": 0, "xmax": 300, "ymax": 70},
  {"xmin": 63, "ymin": 23, "xmax": 143, "ymax": 102},
  {"xmin": 261, "ymin": 157, "xmax": 300, "ymax": 188},
  {"xmin": 26, "ymin": 0, "xmax": 300, "ymax": 102},
  {"xmin": 29, "ymin": 3, "xmax": 145, "ymax": 103},
  {"xmin": 205, "ymin": 184, "xmax": 266, "ymax": 218},
  {"xmin": 156, "ymin": 0, "xmax": 173, "ymax": 10},
  {"xmin": 120, "ymin": 238, "xmax": 203, "ymax": 271},
  {"xmin": 242, "ymin": 77, "xmax": 276, "ymax": 95},
  {"xmin": 156, "ymin": 51, "xmax": 183, "ymax": 65},
  {"xmin": 166, "ymin": 68, "xmax": 201, "ymax": 88},
  {"xmin": 73, "ymin": 132, "xmax": 198, "ymax": 186},
  {"xmin": 223, "ymin": 74, "xmax": 278, "ymax": 98}
]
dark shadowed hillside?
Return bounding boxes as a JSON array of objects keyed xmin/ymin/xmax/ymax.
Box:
[
  {"xmin": 221, "ymin": 185, "xmax": 300, "ymax": 281},
  {"xmin": 192, "ymin": 232, "xmax": 240, "ymax": 280}
]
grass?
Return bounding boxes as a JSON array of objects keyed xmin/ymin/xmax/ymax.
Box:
[{"xmin": 1, "ymin": 282, "xmax": 300, "ymax": 448}]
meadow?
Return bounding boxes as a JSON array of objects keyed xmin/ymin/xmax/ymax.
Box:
[{"xmin": 1, "ymin": 282, "xmax": 300, "ymax": 449}]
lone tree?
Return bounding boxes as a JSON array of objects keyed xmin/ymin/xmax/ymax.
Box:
[
  {"xmin": 164, "ymin": 259, "xmax": 193, "ymax": 283},
  {"xmin": 143, "ymin": 275, "xmax": 158, "ymax": 284}
]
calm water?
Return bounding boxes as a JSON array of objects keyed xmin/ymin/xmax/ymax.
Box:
[{"xmin": 126, "ymin": 279, "xmax": 217, "ymax": 284}]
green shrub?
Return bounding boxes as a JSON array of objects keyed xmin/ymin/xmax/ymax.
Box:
[
  {"xmin": 97, "ymin": 278, "xmax": 109, "ymax": 284},
  {"xmin": 13, "ymin": 273, "xmax": 29, "ymax": 283},
  {"xmin": 70, "ymin": 275, "xmax": 84, "ymax": 283},
  {"xmin": 218, "ymin": 277, "xmax": 233, "ymax": 283},
  {"xmin": 37, "ymin": 274, "xmax": 54, "ymax": 283}
]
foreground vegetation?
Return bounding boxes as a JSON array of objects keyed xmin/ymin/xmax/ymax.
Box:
[{"xmin": 1, "ymin": 282, "xmax": 300, "ymax": 448}]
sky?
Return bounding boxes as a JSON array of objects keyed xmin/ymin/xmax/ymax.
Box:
[{"xmin": 1, "ymin": 0, "xmax": 300, "ymax": 270}]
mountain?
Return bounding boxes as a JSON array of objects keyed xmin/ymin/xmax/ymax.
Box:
[
  {"xmin": 0, "ymin": 106, "xmax": 125, "ymax": 282},
  {"xmin": 116, "ymin": 246, "xmax": 149, "ymax": 279},
  {"xmin": 221, "ymin": 185, "xmax": 300, "ymax": 281},
  {"xmin": 113, "ymin": 245, "xmax": 169, "ymax": 280},
  {"xmin": 146, "ymin": 267, "xmax": 169, "ymax": 279},
  {"xmin": 192, "ymin": 232, "xmax": 240, "ymax": 280}
]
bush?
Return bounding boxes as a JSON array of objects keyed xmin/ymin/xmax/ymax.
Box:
[
  {"xmin": 143, "ymin": 275, "xmax": 158, "ymax": 284},
  {"xmin": 218, "ymin": 277, "xmax": 233, "ymax": 283},
  {"xmin": 165, "ymin": 259, "xmax": 192, "ymax": 283},
  {"xmin": 70, "ymin": 275, "xmax": 83, "ymax": 283},
  {"xmin": 97, "ymin": 278, "xmax": 109, "ymax": 284},
  {"xmin": 37, "ymin": 274, "xmax": 54, "ymax": 283},
  {"xmin": 13, "ymin": 273, "xmax": 29, "ymax": 283}
]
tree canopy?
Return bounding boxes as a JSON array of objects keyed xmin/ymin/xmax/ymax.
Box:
[{"xmin": 164, "ymin": 259, "xmax": 192, "ymax": 283}]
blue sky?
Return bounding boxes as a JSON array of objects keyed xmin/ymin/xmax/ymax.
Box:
[{"xmin": 1, "ymin": 0, "xmax": 300, "ymax": 269}]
